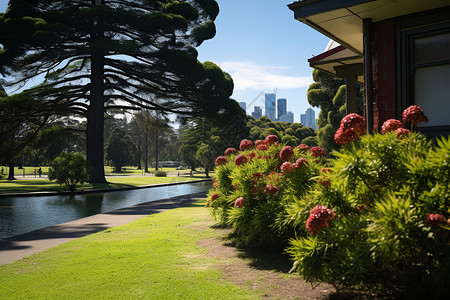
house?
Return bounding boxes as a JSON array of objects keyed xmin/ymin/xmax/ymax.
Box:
[{"xmin": 288, "ymin": 0, "xmax": 450, "ymax": 136}]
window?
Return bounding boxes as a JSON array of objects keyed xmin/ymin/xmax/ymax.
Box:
[{"xmin": 397, "ymin": 8, "xmax": 450, "ymax": 135}]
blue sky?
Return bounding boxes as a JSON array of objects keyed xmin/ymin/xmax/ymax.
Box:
[{"xmin": 0, "ymin": 0, "xmax": 329, "ymax": 122}]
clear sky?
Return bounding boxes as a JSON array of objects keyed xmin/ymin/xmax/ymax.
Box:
[{"xmin": 0, "ymin": 0, "xmax": 329, "ymax": 122}]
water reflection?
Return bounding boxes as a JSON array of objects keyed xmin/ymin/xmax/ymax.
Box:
[{"xmin": 0, "ymin": 181, "xmax": 210, "ymax": 240}]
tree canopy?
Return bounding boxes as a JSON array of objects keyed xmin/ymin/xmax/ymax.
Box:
[{"xmin": 0, "ymin": 0, "xmax": 235, "ymax": 182}]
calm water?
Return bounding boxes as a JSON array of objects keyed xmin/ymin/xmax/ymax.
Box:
[{"xmin": 0, "ymin": 181, "xmax": 211, "ymax": 240}]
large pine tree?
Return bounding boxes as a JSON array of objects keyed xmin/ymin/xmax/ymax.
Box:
[{"xmin": 0, "ymin": 0, "xmax": 234, "ymax": 182}]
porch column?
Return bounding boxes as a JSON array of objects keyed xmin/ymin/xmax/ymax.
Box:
[
  {"xmin": 334, "ymin": 63, "xmax": 363, "ymax": 114},
  {"xmin": 363, "ymin": 18, "xmax": 374, "ymax": 133}
]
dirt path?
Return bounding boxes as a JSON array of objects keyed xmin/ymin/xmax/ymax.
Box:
[{"xmin": 197, "ymin": 226, "xmax": 335, "ymax": 299}]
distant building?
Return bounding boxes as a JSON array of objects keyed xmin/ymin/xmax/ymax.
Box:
[
  {"xmin": 278, "ymin": 111, "xmax": 294, "ymax": 123},
  {"xmin": 277, "ymin": 98, "xmax": 287, "ymax": 120},
  {"xmin": 300, "ymin": 108, "xmax": 317, "ymax": 130},
  {"xmin": 264, "ymin": 93, "xmax": 276, "ymax": 121},
  {"xmin": 238, "ymin": 101, "xmax": 246, "ymax": 112},
  {"xmin": 251, "ymin": 106, "xmax": 263, "ymax": 119}
]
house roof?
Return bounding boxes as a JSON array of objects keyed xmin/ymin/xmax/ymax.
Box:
[
  {"xmin": 308, "ymin": 43, "xmax": 363, "ymax": 82},
  {"xmin": 288, "ymin": 0, "xmax": 450, "ymax": 55}
]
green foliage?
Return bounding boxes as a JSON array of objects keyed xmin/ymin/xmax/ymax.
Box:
[
  {"xmin": 154, "ymin": 170, "xmax": 167, "ymax": 177},
  {"xmin": 287, "ymin": 132, "xmax": 450, "ymax": 298},
  {"xmin": 208, "ymin": 136, "xmax": 326, "ymax": 249},
  {"xmin": 105, "ymin": 128, "xmax": 133, "ymax": 172},
  {"xmin": 48, "ymin": 152, "xmax": 91, "ymax": 192},
  {"xmin": 307, "ymin": 69, "xmax": 363, "ymax": 153}
]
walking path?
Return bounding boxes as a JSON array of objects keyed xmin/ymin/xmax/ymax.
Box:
[{"xmin": 0, "ymin": 192, "xmax": 206, "ymax": 266}]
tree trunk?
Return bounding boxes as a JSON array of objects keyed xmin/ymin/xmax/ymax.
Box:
[
  {"xmin": 144, "ymin": 130, "xmax": 149, "ymax": 173},
  {"xmin": 7, "ymin": 163, "xmax": 15, "ymax": 180},
  {"xmin": 155, "ymin": 131, "xmax": 159, "ymax": 171},
  {"xmin": 86, "ymin": 53, "xmax": 107, "ymax": 183}
]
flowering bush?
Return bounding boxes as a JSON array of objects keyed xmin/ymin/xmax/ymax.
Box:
[
  {"xmin": 214, "ymin": 156, "xmax": 228, "ymax": 166},
  {"xmin": 208, "ymin": 134, "xmax": 324, "ymax": 248},
  {"xmin": 402, "ymin": 104, "xmax": 428, "ymax": 126},
  {"xmin": 334, "ymin": 113, "xmax": 366, "ymax": 144},
  {"xmin": 287, "ymin": 108, "xmax": 450, "ymax": 298},
  {"xmin": 224, "ymin": 148, "xmax": 236, "ymax": 156},
  {"xmin": 239, "ymin": 139, "xmax": 253, "ymax": 151}
]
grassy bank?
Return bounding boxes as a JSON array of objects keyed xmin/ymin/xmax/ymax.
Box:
[
  {"xmin": 0, "ymin": 201, "xmax": 259, "ymax": 299},
  {"xmin": 0, "ymin": 176, "xmax": 210, "ymax": 195}
]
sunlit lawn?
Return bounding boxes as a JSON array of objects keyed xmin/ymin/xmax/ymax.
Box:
[
  {"xmin": 0, "ymin": 201, "xmax": 259, "ymax": 299},
  {"xmin": 0, "ymin": 175, "xmax": 211, "ymax": 194}
]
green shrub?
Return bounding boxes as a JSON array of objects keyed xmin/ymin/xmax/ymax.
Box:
[
  {"xmin": 287, "ymin": 115, "xmax": 450, "ymax": 298},
  {"xmin": 48, "ymin": 152, "xmax": 90, "ymax": 192},
  {"xmin": 208, "ymin": 138, "xmax": 327, "ymax": 249},
  {"xmin": 155, "ymin": 170, "xmax": 167, "ymax": 177}
]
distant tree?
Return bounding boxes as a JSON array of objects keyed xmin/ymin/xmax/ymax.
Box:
[
  {"xmin": 196, "ymin": 142, "xmax": 216, "ymax": 177},
  {"xmin": 105, "ymin": 128, "xmax": 133, "ymax": 172},
  {"xmin": 0, "ymin": 0, "xmax": 235, "ymax": 183},
  {"xmin": 307, "ymin": 69, "xmax": 363, "ymax": 153},
  {"xmin": 0, "ymin": 92, "xmax": 53, "ymax": 180},
  {"xmin": 49, "ymin": 152, "xmax": 91, "ymax": 193}
]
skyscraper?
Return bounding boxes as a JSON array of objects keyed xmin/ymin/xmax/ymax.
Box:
[
  {"xmin": 238, "ymin": 101, "xmax": 246, "ymax": 112},
  {"xmin": 300, "ymin": 108, "xmax": 317, "ymax": 130},
  {"xmin": 277, "ymin": 98, "xmax": 287, "ymax": 120},
  {"xmin": 251, "ymin": 106, "xmax": 263, "ymax": 119},
  {"xmin": 264, "ymin": 93, "xmax": 276, "ymax": 121},
  {"xmin": 278, "ymin": 111, "xmax": 294, "ymax": 123}
]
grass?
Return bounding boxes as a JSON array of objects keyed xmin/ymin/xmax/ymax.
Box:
[
  {"xmin": 0, "ymin": 201, "xmax": 260, "ymax": 299},
  {"xmin": 0, "ymin": 176, "xmax": 210, "ymax": 194}
]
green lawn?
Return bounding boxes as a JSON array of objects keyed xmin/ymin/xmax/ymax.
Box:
[
  {"xmin": 0, "ymin": 176, "xmax": 210, "ymax": 194},
  {"xmin": 0, "ymin": 201, "xmax": 259, "ymax": 299}
]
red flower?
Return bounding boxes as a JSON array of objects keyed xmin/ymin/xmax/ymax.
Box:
[
  {"xmin": 212, "ymin": 181, "xmax": 219, "ymax": 189},
  {"xmin": 425, "ymin": 213, "xmax": 447, "ymax": 226},
  {"xmin": 310, "ymin": 146, "xmax": 326, "ymax": 158},
  {"xmin": 239, "ymin": 139, "xmax": 253, "ymax": 151},
  {"xmin": 306, "ymin": 205, "xmax": 335, "ymax": 235},
  {"xmin": 264, "ymin": 135, "xmax": 278, "ymax": 146},
  {"xmin": 224, "ymin": 148, "xmax": 237, "ymax": 156},
  {"xmin": 381, "ymin": 119, "xmax": 404, "ymax": 134},
  {"xmin": 255, "ymin": 140, "xmax": 263, "ymax": 146},
  {"xmin": 317, "ymin": 178, "xmax": 331, "ymax": 187},
  {"xmin": 280, "ymin": 161, "xmax": 295, "ymax": 173},
  {"xmin": 279, "ymin": 146, "xmax": 294, "ymax": 161},
  {"xmin": 210, "ymin": 193, "xmax": 219, "ymax": 201},
  {"xmin": 257, "ymin": 144, "xmax": 269, "ymax": 151},
  {"xmin": 320, "ymin": 167, "xmax": 333, "ymax": 173},
  {"xmin": 214, "ymin": 156, "xmax": 228, "ymax": 166},
  {"xmin": 264, "ymin": 184, "xmax": 279, "ymax": 195},
  {"xmin": 395, "ymin": 127, "xmax": 410, "ymax": 138},
  {"xmin": 295, "ymin": 158, "xmax": 309, "ymax": 168},
  {"xmin": 334, "ymin": 113, "xmax": 366, "ymax": 144},
  {"xmin": 297, "ymin": 144, "xmax": 310, "ymax": 152},
  {"xmin": 402, "ymin": 105, "xmax": 429, "ymax": 126},
  {"xmin": 248, "ymin": 152, "xmax": 256, "ymax": 159},
  {"xmin": 234, "ymin": 154, "xmax": 249, "ymax": 167},
  {"xmin": 250, "ymin": 187, "xmax": 259, "ymax": 195},
  {"xmin": 253, "ymin": 172, "xmax": 264, "ymax": 179},
  {"xmin": 234, "ymin": 197, "xmax": 245, "ymax": 208}
]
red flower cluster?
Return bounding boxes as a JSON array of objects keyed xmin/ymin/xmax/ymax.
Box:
[
  {"xmin": 279, "ymin": 146, "xmax": 294, "ymax": 161},
  {"xmin": 306, "ymin": 205, "xmax": 335, "ymax": 235},
  {"xmin": 234, "ymin": 154, "xmax": 249, "ymax": 167},
  {"xmin": 320, "ymin": 167, "xmax": 333, "ymax": 173},
  {"xmin": 255, "ymin": 140, "xmax": 263, "ymax": 146},
  {"xmin": 224, "ymin": 148, "xmax": 236, "ymax": 156},
  {"xmin": 253, "ymin": 172, "xmax": 264, "ymax": 179},
  {"xmin": 257, "ymin": 144, "xmax": 269, "ymax": 151},
  {"xmin": 395, "ymin": 128, "xmax": 410, "ymax": 138},
  {"xmin": 402, "ymin": 105, "xmax": 429, "ymax": 126},
  {"xmin": 310, "ymin": 146, "xmax": 326, "ymax": 158},
  {"xmin": 264, "ymin": 135, "xmax": 278, "ymax": 146},
  {"xmin": 234, "ymin": 197, "xmax": 245, "ymax": 208},
  {"xmin": 215, "ymin": 156, "xmax": 228, "ymax": 166},
  {"xmin": 425, "ymin": 213, "xmax": 447, "ymax": 227},
  {"xmin": 210, "ymin": 193, "xmax": 219, "ymax": 201},
  {"xmin": 295, "ymin": 158, "xmax": 309, "ymax": 168},
  {"xmin": 381, "ymin": 119, "xmax": 404, "ymax": 134},
  {"xmin": 280, "ymin": 161, "xmax": 295, "ymax": 173},
  {"xmin": 297, "ymin": 144, "xmax": 310, "ymax": 152},
  {"xmin": 239, "ymin": 139, "xmax": 253, "ymax": 151},
  {"xmin": 264, "ymin": 184, "xmax": 279, "ymax": 195},
  {"xmin": 334, "ymin": 113, "xmax": 366, "ymax": 144},
  {"xmin": 249, "ymin": 152, "xmax": 256, "ymax": 159}
]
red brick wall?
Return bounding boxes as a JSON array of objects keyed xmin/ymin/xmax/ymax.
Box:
[{"xmin": 372, "ymin": 18, "xmax": 396, "ymax": 129}]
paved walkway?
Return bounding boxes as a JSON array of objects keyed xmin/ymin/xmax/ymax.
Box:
[{"xmin": 0, "ymin": 192, "xmax": 206, "ymax": 266}]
